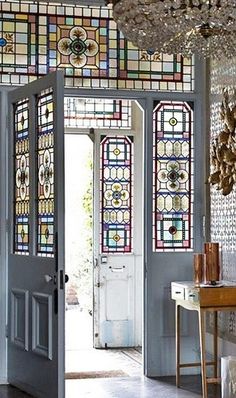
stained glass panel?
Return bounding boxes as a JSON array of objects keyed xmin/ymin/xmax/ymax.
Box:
[
  {"xmin": 64, "ymin": 98, "xmax": 131, "ymax": 129},
  {"xmin": 100, "ymin": 136, "xmax": 133, "ymax": 253},
  {"xmin": 37, "ymin": 89, "xmax": 54, "ymax": 256},
  {"xmin": 152, "ymin": 101, "xmax": 194, "ymax": 251},
  {"xmin": 0, "ymin": 1, "xmax": 194, "ymax": 91},
  {"xmin": 14, "ymin": 99, "xmax": 30, "ymax": 253}
]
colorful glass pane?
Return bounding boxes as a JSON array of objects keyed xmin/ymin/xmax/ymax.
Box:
[
  {"xmin": 37, "ymin": 89, "xmax": 54, "ymax": 256},
  {"xmin": 100, "ymin": 136, "xmax": 133, "ymax": 253},
  {"xmin": 0, "ymin": 2, "xmax": 194, "ymax": 91},
  {"xmin": 64, "ymin": 98, "xmax": 131, "ymax": 129},
  {"xmin": 14, "ymin": 99, "xmax": 30, "ymax": 254},
  {"xmin": 152, "ymin": 101, "xmax": 194, "ymax": 251}
]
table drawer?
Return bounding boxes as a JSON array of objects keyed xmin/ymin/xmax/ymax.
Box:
[
  {"xmin": 200, "ymin": 286, "xmax": 236, "ymax": 307},
  {"xmin": 186, "ymin": 288, "xmax": 199, "ymax": 303},
  {"xmin": 171, "ymin": 284, "xmax": 185, "ymax": 300}
]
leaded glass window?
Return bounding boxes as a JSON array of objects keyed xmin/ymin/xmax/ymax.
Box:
[
  {"xmin": 0, "ymin": 1, "xmax": 194, "ymax": 91},
  {"xmin": 14, "ymin": 99, "xmax": 30, "ymax": 254},
  {"xmin": 64, "ymin": 98, "xmax": 131, "ymax": 129},
  {"xmin": 100, "ymin": 136, "xmax": 133, "ymax": 253},
  {"xmin": 37, "ymin": 89, "xmax": 54, "ymax": 256},
  {"xmin": 152, "ymin": 101, "xmax": 194, "ymax": 251}
]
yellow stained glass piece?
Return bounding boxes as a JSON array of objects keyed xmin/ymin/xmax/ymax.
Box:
[
  {"xmin": 169, "ymin": 117, "xmax": 178, "ymax": 126},
  {"xmin": 113, "ymin": 234, "xmax": 120, "ymax": 242},
  {"xmin": 113, "ymin": 148, "xmax": 120, "ymax": 156}
]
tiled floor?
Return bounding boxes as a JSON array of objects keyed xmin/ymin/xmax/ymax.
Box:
[
  {"xmin": 1, "ymin": 307, "xmax": 222, "ymax": 397},
  {"xmin": 2, "ymin": 376, "xmax": 221, "ymax": 398},
  {"xmin": 0, "ymin": 386, "xmax": 32, "ymax": 397},
  {"xmin": 64, "ymin": 306, "xmax": 221, "ymax": 398}
]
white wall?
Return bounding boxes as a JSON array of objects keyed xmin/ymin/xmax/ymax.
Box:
[{"xmin": 209, "ymin": 55, "xmax": 236, "ymax": 368}]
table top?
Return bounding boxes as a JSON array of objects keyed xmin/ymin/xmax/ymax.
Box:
[
  {"xmin": 172, "ymin": 280, "xmax": 236, "ymax": 289},
  {"xmin": 171, "ymin": 281, "xmax": 236, "ymax": 308}
]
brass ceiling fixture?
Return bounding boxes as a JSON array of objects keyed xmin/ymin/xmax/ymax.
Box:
[{"xmin": 107, "ymin": 0, "xmax": 236, "ymax": 58}]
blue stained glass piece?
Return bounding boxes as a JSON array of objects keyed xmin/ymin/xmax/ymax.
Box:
[
  {"xmin": 0, "ymin": 38, "xmax": 7, "ymax": 47},
  {"xmin": 91, "ymin": 19, "xmax": 99, "ymax": 27},
  {"xmin": 147, "ymin": 49, "xmax": 154, "ymax": 55}
]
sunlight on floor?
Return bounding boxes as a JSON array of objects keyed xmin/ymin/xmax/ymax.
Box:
[{"xmin": 65, "ymin": 307, "xmax": 142, "ymax": 376}]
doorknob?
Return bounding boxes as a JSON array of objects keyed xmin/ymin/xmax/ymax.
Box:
[
  {"xmin": 65, "ymin": 274, "xmax": 69, "ymax": 283},
  {"xmin": 44, "ymin": 274, "xmax": 53, "ymax": 283}
]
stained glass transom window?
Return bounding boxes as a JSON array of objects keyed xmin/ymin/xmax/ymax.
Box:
[
  {"xmin": 37, "ymin": 89, "xmax": 54, "ymax": 257},
  {"xmin": 14, "ymin": 98, "xmax": 30, "ymax": 254},
  {"xmin": 100, "ymin": 136, "xmax": 133, "ymax": 253},
  {"xmin": 152, "ymin": 101, "xmax": 194, "ymax": 251},
  {"xmin": 0, "ymin": 1, "xmax": 194, "ymax": 91},
  {"xmin": 64, "ymin": 98, "xmax": 131, "ymax": 129}
]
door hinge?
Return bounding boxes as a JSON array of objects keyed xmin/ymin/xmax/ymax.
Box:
[
  {"xmin": 144, "ymin": 262, "xmax": 148, "ymax": 278},
  {"xmin": 202, "ymin": 215, "xmax": 206, "ymax": 238},
  {"xmin": 5, "ymin": 219, "xmax": 9, "ymax": 234},
  {"xmin": 5, "ymin": 324, "xmax": 8, "ymax": 338}
]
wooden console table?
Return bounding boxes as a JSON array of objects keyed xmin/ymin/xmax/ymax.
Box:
[{"xmin": 171, "ymin": 281, "xmax": 236, "ymax": 398}]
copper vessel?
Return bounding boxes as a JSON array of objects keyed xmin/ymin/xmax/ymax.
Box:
[
  {"xmin": 193, "ymin": 253, "xmax": 205, "ymax": 285},
  {"xmin": 204, "ymin": 242, "xmax": 220, "ymax": 283}
]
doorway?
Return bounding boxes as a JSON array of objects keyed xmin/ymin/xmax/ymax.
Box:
[
  {"xmin": 65, "ymin": 133, "xmax": 93, "ymax": 358},
  {"xmin": 64, "ymin": 96, "xmax": 144, "ymax": 379}
]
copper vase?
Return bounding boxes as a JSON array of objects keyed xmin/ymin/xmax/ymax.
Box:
[
  {"xmin": 193, "ymin": 253, "xmax": 205, "ymax": 285},
  {"xmin": 204, "ymin": 242, "xmax": 220, "ymax": 283}
]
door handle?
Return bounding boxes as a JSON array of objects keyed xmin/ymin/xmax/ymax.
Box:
[
  {"xmin": 109, "ymin": 266, "xmax": 125, "ymax": 272},
  {"xmin": 65, "ymin": 274, "xmax": 69, "ymax": 283},
  {"xmin": 44, "ymin": 274, "xmax": 53, "ymax": 283},
  {"xmin": 44, "ymin": 274, "xmax": 57, "ymax": 284}
]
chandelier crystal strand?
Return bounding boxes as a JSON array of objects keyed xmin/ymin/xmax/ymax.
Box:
[{"xmin": 109, "ymin": 0, "xmax": 236, "ymax": 58}]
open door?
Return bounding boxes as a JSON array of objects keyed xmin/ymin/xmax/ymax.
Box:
[
  {"xmin": 93, "ymin": 101, "xmax": 143, "ymax": 349},
  {"xmin": 7, "ymin": 71, "xmax": 65, "ymax": 398}
]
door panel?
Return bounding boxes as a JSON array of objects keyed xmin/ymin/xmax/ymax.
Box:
[
  {"xmin": 97, "ymin": 255, "xmax": 135, "ymax": 347},
  {"xmin": 8, "ymin": 71, "xmax": 65, "ymax": 398}
]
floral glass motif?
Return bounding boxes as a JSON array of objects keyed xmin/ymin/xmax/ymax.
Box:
[
  {"xmin": 14, "ymin": 99, "xmax": 30, "ymax": 254},
  {"xmin": 37, "ymin": 90, "xmax": 54, "ymax": 257},
  {"xmin": 0, "ymin": 1, "xmax": 194, "ymax": 91},
  {"xmin": 58, "ymin": 26, "xmax": 99, "ymax": 68},
  {"xmin": 153, "ymin": 101, "xmax": 194, "ymax": 251},
  {"xmin": 64, "ymin": 97, "xmax": 131, "ymax": 129},
  {"xmin": 100, "ymin": 136, "xmax": 133, "ymax": 253}
]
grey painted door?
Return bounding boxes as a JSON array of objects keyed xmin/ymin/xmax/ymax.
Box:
[
  {"xmin": 144, "ymin": 94, "xmax": 206, "ymax": 377},
  {"xmin": 7, "ymin": 72, "xmax": 65, "ymax": 398}
]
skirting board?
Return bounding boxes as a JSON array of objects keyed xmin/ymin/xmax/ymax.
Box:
[{"xmin": 0, "ymin": 378, "xmax": 8, "ymax": 384}]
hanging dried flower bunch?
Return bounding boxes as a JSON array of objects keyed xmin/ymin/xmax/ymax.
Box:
[{"xmin": 209, "ymin": 88, "xmax": 236, "ymax": 196}]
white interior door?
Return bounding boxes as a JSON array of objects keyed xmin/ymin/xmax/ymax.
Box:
[
  {"xmin": 93, "ymin": 102, "xmax": 143, "ymax": 348},
  {"xmin": 7, "ymin": 71, "xmax": 65, "ymax": 398}
]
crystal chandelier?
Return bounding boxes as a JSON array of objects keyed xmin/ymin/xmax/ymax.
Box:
[{"xmin": 107, "ymin": 0, "xmax": 236, "ymax": 58}]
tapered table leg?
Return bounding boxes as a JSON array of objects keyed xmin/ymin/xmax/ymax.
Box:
[
  {"xmin": 176, "ymin": 303, "xmax": 180, "ymax": 388},
  {"xmin": 198, "ymin": 309, "xmax": 208, "ymax": 398},
  {"xmin": 213, "ymin": 311, "xmax": 218, "ymax": 379}
]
